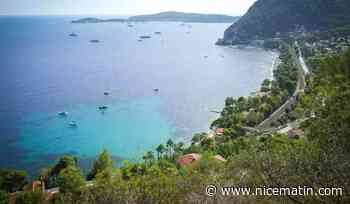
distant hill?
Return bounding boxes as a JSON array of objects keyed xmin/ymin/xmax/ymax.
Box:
[
  {"xmin": 222, "ymin": 0, "xmax": 350, "ymax": 44},
  {"xmin": 128, "ymin": 11, "xmax": 238, "ymax": 23},
  {"xmin": 72, "ymin": 17, "xmax": 126, "ymax": 23},
  {"xmin": 72, "ymin": 12, "xmax": 238, "ymax": 24}
]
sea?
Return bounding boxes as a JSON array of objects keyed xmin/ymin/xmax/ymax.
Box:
[{"xmin": 0, "ymin": 15, "xmax": 278, "ymax": 175}]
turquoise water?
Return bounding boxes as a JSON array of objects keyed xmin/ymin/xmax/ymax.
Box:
[
  {"xmin": 0, "ymin": 16, "xmax": 277, "ymax": 174},
  {"xmin": 17, "ymin": 96, "xmax": 173, "ymax": 164}
]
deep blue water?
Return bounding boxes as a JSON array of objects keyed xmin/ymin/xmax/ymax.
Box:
[{"xmin": 0, "ymin": 16, "xmax": 277, "ymax": 174}]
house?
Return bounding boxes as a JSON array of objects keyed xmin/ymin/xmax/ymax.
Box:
[
  {"xmin": 207, "ymin": 132, "xmax": 215, "ymax": 139},
  {"xmin": 287, "ymin": 129, "xmax": 305, "ymax": 139},
  {"xmin": 177, "ymin": 153, "xmax": 202, "ymax": 166},
  {"xmin": 24, "ymin": 180, "xmax": 45, "ymax": 192},
  {"xmin": 177, "ymin": 154, "xmax": 227, "ymax": 166},
  {"xmin": 215, "ymin": 128, "xmax": 225, "ymax": 136},
  {"xmin": 8, "ymin": 181, "xmax": 59, "ymax": 204},
  {"xmin": 277, "ymin": 126, "xmax": 293, "ymax": 134}
]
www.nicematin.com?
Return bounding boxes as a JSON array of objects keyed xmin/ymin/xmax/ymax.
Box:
[{"xmin": 206, "ymin": 185, "xmax": 343, "ymax": 197}]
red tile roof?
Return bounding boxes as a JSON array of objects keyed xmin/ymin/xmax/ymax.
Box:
[{"xmin": 177, "ymin": 153, "xmax": 201, "ymax": 166}]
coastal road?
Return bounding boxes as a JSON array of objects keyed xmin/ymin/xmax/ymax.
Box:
[{"xmin": 256, "ymin": 42, "xmax": 309, "ymax": 131}]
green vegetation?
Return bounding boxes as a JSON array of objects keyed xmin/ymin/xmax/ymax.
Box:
[
  {"xmin": 73, "ymin": 12, "xmax": 238, "ymax": 24},
  {"xmin": 57, "ymin": 166, "xmax": 85, "ymax": 195},
  {"xmin": 15, "ymin": 191, "xmax": 45, "ymax": 204},
  {"xmin": 87, "ymin": 149, "xmax": 113, "ymax": 180},
  {"xmin": 2, "ymin": 42, "xmax": 350, "ymax": 203},
  {"xmin": 127, "ymin": 11, "xmax": 238, "ymax": 23},
  {"xmin": 0, "ymin": 169, "xmax": 27, "ymax": 193},
  {"xmin": 40, "ymin": 156, "xmax": 78, "ymax": 189},
  {"xmin": 211, "ymin": 42, "xmax": 298, "ymax": 132},
  {"xmin": 3, "ymin": 9, "xmax": 350, "ymax": 202},
  {"xmin": 224, "ymin": 0, "xmax": 350, "ymax": 43},
  {"xmin": 0, "ymin": 190, "xmax": 8, "ymax": 204},
  {"xmin": 64, "ymin": 48, "xmax": 350, "ymax": 203}
]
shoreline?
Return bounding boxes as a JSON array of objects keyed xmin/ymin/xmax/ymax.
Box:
[
  {"xmin": 206, "ymin": 48, "xmax": 281, "ymax": 139},
  {"xmin": 270, "ymin": 51, "xmax": 281, "ymax": 80}
]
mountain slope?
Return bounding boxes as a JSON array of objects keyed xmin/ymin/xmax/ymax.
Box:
[{"xmin": 223, "ymin": 0, "xmax": 350, "ymax": 43}]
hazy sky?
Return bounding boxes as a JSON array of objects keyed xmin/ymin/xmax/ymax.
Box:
[{"xmin": 0, "ymin": 0, "xmax": 257, "ymax": 16}]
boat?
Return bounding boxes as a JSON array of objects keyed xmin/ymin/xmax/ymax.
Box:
[
  {"xmin": 69, "ymin": 121, "xmax": 77, "ymax": 128},
  {"xmin": 138, "ymin": 39, "xmax": 143, "ymax": 42},
  {"xmin": 153, "ymin": 88, "xmax": 159, "ymax": 92},
  {"xmin": 90, "ymin": 40, "xmax": 100, "ymax": 43},
  {"xmin": 154, "ymin": 32, "xmax": 161, "ymax": 35},
  {"xmin": 98, "ymin": 106, "xmax": 108, "ymax": 110},
  {"xmin": 104, "ymin": 91, "xmax": 110, "ymax": 96},
  {"xmin": 204, "ymin": 56, "xmax": 208, "ymax": 58},
  {"xmin": 139, "ymin": 35, "xmax": 151, "ymax": 39},
  {"xmin": 69, "ymin": 33, "xmax": 78, "ymax": 37},
  {"xmin": 58, "ymin": 112, "xmax": 69, "ymax": 117}
]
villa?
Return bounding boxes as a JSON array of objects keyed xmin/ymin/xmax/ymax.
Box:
[{"xmin": 177, "ymin": 153, "xmax": 226, "ymax": 167}]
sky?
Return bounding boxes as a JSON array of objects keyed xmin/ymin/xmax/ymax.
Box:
[{"xmin": 0, "ymin": 0, "xmax": 257, "ymax": 16}]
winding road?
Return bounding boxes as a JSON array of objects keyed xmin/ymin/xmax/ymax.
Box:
[{"xmin": 255, "ymin": 42, "xmax": 309, "ymax": 131}]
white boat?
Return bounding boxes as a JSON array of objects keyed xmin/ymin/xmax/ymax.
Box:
[
  {"xmin": 58, "ymin": 112, "xmax": 69, "ymax": 117},
  {"xmin": 69, "ymin": 121, "xmax": 78, "ymax": 127}
]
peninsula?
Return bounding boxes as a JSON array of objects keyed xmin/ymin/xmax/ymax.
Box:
[{"xmin": 72, "ymin": 11, "xmax": 238, "ymax": 24}]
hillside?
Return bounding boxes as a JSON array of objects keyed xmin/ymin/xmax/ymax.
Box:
[
  {"xmin": 72, "ymin": 12, "xmax": 238, "ymax": 24},
  {"xmin": 223, "ymin": 0, "xmax": 350, "ymax": 43},
  {"xmin": 128, "ymin": 11, "xmax": 237, "ymax": 23},
  {"xmin": 72, "ymin": 17, "xmax": 126, "ymax": 23}
]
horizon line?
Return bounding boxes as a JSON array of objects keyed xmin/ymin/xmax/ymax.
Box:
[{"xmin": 0, "ymin": 11, "xmax": 241, "ymax": 17}]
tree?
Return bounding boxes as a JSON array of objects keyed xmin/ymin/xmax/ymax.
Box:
[
  {"xmin": 225, "ymin": 97, "xmax": 235, "ymax": 107},
  {"xmin": 191, "ymin": 134, "xmax": 200, "ymax": 145},
  {"xmin": 87, "ymin": 149, "xmax": 113, "ymax": 180},
  {"xmin": 156, "ymin": 144, "xmax": 166, "ymax": 159},
  {"xmin": 174, "ymin": 142, "xmax": 184, "ymax": 154},
  {"xmin": 15, "ymin": 191, "xmax": 45, "ymax": 204},
  {"xmin": 0, "ymin": 190, "xmax": 8, "ymax": 204},
  {"xmin": 166, "ymin": 139, "xmax": 174, "ymax": 158},
  {"xmin": 51, "ymin": 156, "xmax": 78, "ymax": 176},
  {"xmin": 143, "ymin": 151, "xmax": 155, "ymax": 166},
  {"xmin": 246, "ymin": 110, "xmax": 264, "ymax": 126},
  {"xmin": 45, "ymin": 155, "xmax": 78, "ymax": 188},
  {"xmin": 57, "ymin": 166, "xmax": 85, "ymax": 194},
  {"xmin": 261, "ymin": 79, "xmax": 271, "ymax": 92},
  {"xmin": 200, "ymin": 138, "xmax": 215, "ymax": 151},
  {"xmin": 0, "ymin": 169, "xmax": 28, "ymax": 193}
]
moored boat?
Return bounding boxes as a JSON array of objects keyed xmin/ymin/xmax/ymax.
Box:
[
  {"xmin": 139, "ymin": 35, "xmax": 151, "ymax": 39},
  {"xmin": 69, "ymin": 33, "xmax": 78, "ymax": 37},
  {"xmin": 58, "ymin": 112, "xmax": 69, "ymax": 117},
  {"xmin": 69, "ymin": 121, "xmax": 78, "ymax": 128},
  {"xmin": 98, "ymin": 105, "xmax": 109, "ymax": 110}
]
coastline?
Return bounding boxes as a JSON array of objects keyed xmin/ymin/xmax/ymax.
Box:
[
  {"xmin": 206, "ymin": 47, "xmax": 281, "ymax": 139},
  {"xmin": 270, "ymin": 51, "xmax": 281, "ymax": 80}
]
